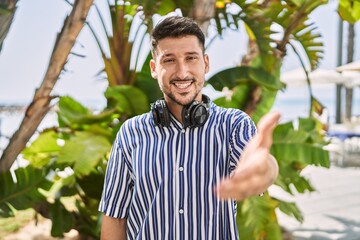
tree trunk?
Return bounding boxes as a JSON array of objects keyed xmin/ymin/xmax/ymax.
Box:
[
  {"xmin": 0, "ymin": 0, "xmax": 94, "ymax": 172},
  {"xmin": 0, "ymin": 0, "xmax": 17, "ymax": 52},
  {"xmin": 345, "ymin": 23, "xmax": 354, "ymax": 122},
  {"xmin": 190, "ymin": 0, "xmax": 216, "ymax": 35}
]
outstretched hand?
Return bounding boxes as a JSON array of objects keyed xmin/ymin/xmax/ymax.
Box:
[{"xmin": 215, "ymin": 111, "xmax": 281, "ymax": 201}]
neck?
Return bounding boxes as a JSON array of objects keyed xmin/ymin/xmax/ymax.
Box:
[{"xmin": 166, "ymin": 101, "xmax": 184, "ymax": 124}]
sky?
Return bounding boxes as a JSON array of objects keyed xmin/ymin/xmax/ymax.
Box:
[{"xmin": 0, "ymin": 0, "xmax": 359, "ymax": 111}]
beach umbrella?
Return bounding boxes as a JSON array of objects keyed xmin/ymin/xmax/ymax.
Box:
[
  {"xmin": 336, "ymin": 60, "xmax": 360, "ymax": 72},
  {"xmin": 280, "ymin": 68, "xmax": 351, "ymax": 86}
]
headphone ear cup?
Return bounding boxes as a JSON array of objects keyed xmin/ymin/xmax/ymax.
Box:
[
  {"xmin": 182, "ymin": 99, "xmax": 209, "ymax": 128},
  {"xmin": 151, "ymin": 99, "xmax": 170, "ymax": 127},
  {"xmin": 190, "ymin": 104, "xmax": 209, "ymax": 127}
]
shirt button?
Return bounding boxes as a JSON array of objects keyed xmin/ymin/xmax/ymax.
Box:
[
  {"xmin": 179, "ymin": 166, "xmax": 184, "ymax": 171},
  {"xmin": 181, "ymin": 129, "xmax": 185, "ymax": 133},
  {"xmin": 179, "ymin": 209, "xmax": 184, "ymax": 214}
]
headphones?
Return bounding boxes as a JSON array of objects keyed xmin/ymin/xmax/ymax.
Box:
[{"xmin": 151, "ymin": 95, "xmax": 210, "ymax": 128}]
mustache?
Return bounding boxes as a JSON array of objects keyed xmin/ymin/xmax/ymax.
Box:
[{"xmin": 170, "ymin": 77, "xmax": 195, "ymax": 83}]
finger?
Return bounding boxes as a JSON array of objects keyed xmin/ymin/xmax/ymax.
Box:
[
  {"xmin": 257, "ymin": 111, "xmax": 281, "ymax": 148},
  {"xmin": 257, "ymin": 111, "xmax": 281, "ymax": 132}
]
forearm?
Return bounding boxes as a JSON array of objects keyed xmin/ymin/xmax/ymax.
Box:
[{"xmin": 101, "ymin": 215, "xmax": 127, "ymax": 240}]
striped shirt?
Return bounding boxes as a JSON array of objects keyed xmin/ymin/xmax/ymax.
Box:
[{"xmin": 99, "ymin": 102, "xmax": 256, "ymax": 239}]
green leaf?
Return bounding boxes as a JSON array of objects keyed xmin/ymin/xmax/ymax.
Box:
[
  {"xmin": 77, "ymin": 172, "xmax": 105, "ymax": 199},
  {"xmin": 338, "ymin": 0, "xmax": 360, "ymax": 24},
  {"xmin": 58, "ymin": 96, "xmax": 90, "ymax": 127},
  {"xmin": 212, "ymin": 84, "xmax": 251, "ymax": 110},
  {"xmin": 250, "ymin": 87, "xmax": 278, "ymax": 123},
  {"xmin": 22, "ymin": 131, "xmax": 61, "ymax": 167},
  {"xmin": 248, "ymin": 68, "xmax": 284, "ymax": 90},
  {"xmin": 237, "ymin": 194, "xmax": 282, "ymax": 239},
  {"xmin": 105, "ymin": 85, "xmax": 149, "ymax": 116},
  {"xmin": 0, "ymin": 166, "xmax": 52, "ymax": 217},
  {"xmin": 208, "ymin": 66, "xmax": 284, "ymax": 93},
  {"xmin": 57, "ymin": 132, "xmax": 111, "ymax": 177},
  {"xmin": 207, "ymin": 66, "xmax": 250, "ymax": 91},
  {"xmin": 49, "ymin": 199, "xmax": 73, "ymax": 237},
  {"xmin": 57, "ymin": 96, "xmax": 116, "ymax": 128},
  {"xmin": 276, "ymin": 198, "xmax": 304, "ymax": 223}
]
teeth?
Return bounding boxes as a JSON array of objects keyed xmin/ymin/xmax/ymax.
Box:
[{"xmin": 174, "ymin": 82, "xmax": 192, "ymax": 89}]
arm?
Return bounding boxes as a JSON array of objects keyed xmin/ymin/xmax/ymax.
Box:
[
  {"xmin": 215, "ymin": 111, "xmax": 280, "ymax": 200},
  {"xmin": 101, "ymin": 215, "xmax": 127, "ymax": 240}
]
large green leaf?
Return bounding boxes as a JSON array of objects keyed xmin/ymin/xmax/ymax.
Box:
[
  {"xmin": 49, "ymin": 199, "xmax": 73, "ymax": 237},
  {"xmin": 208, "ymin": 66, "xmax": 284, "ymax": 92},
  {"xmin": 237, "ymin": 193, "xmax": 282, "ymax": 240},
  {"xmin": 207, "ymin": 66, "xmax": 250, "ymax": 91},
  {"xmin": 57, "ymin": 96, "xmax": 116, "ymax": 128},
  {"xmin": 275, "ymin": 197, "xmax": 304, "ymax": 223},
  {"xmin": 105, "ymin": 85, "xmax": 149, "ymax": 116},
  {"xmin": 22, "ymin": 131, "xmax": 61, "ymax": 167},
  {"xmin": 0, "ymin": 166, "xmax": 52, "ymax": 217},
  {"xmin": 271, "ymin": 119, "xmax": 330, "ymax": 194},
  {"xmin": 77, "ymin": 171, "xmax": 105, "ymax": 199},
  {"xmin": 57, "ymin": 132, "xmax": 111, "ymax": 177},
  {"xmin": 250, "ymin": 87, "xmax": 278, "ymax": 124},
  {"xmin": 57, "ymin": 96, "xmax": 90, "ymax": 127},
  {"xmin": 212, "ymin": 84, "xmax": 251, "ymax": 110}
]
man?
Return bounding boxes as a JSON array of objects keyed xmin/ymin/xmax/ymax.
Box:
[{"xmin": 99, "ymin": 15, "xmax": 280, "ymax": 240}]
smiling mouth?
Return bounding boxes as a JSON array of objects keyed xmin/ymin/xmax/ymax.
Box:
[
  {"xmin": 171, "ymin": 79, "xmax": 194, "ymax": 89},
  {"xmin": 173, "ymin": 81, "xmax": 192, "ymax": 89}
]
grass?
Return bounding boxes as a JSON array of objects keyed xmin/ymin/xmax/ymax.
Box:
[{"xmin": 0, "ymin": 208, "xmax": 35, "ymax": 239}]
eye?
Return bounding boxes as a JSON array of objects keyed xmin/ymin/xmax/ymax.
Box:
[
  {"xmin": 187, "ymin": 55, "xmax": 198, "ymax": 61},
  {"xmin": 163, "ymin": 58, "xmax": 175, "ymax": 63}
]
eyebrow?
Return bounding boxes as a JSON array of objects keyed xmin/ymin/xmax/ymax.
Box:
[{"xmin": 160, "ymin": 51, "xmax": 201, "ymax": 59}]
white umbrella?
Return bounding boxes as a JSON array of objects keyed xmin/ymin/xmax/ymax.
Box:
[
  {"xmin": 280, "ymin": 68, "xmax": 350, "ymax": 86},
  {"xmin": 336, "ymin": 60, "xmax": 360, "ymax": 72}
]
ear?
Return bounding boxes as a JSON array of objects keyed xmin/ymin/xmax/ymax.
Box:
[
  {"xmin": 150, "ymin": 59, "xmax": 158, "ymax": 79},
  {"xmin": 204, "ymin": 54, "xmax": 210, "ymax": 74}
]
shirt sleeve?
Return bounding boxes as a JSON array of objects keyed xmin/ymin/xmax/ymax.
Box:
[
  {"xmin": 98, "ymin": 131, "xmax": 134, "ymax": 218},
  {"xmin": 229, "ymin": 114, "xmax": 257, "ymax": 173}
]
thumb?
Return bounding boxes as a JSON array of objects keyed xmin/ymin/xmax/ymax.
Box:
[{"xmin": 257, "ymin": 111, "xmax": 281, "ymax": 148}]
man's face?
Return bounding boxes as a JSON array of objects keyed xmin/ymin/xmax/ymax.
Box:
[{"xmin": 150, "ymin": 35, "xmax": 209, "ymax": 106}]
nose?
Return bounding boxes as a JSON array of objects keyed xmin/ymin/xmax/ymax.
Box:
[{"xmin": 175, "ymin": 62, "xmax": 189, "ymax": 80}]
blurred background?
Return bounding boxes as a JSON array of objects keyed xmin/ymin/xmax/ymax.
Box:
[{"xmin": 0, "ymin": 0, "xmax": 360, "ymax": 239}]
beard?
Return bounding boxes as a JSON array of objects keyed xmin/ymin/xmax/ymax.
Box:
[
  {"xmin": 166, "ymin": 91, "xmax": 199, "ymax": 106},
  {"xmin": 165, "ymin": 77, "xmax": 203, "ymax": 106}
]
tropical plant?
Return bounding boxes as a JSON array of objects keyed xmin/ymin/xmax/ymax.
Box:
[{"xmin": 0, "ymin": 0, "xmax": 331, "ymax": 239}]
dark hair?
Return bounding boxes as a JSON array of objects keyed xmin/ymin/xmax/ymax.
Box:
[{"xmin": 150, "ymin": 16, "xmax": 205, "ymax": 56}]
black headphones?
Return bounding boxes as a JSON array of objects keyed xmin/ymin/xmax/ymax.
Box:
[{"xmin": 151, "ymin": 95, "xmax": 210, "ymax": 128}]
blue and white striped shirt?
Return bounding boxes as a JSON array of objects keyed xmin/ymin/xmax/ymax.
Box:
[{"xmin": 99, "ymin": 102, "xmax": 256, "ymax": 239}]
